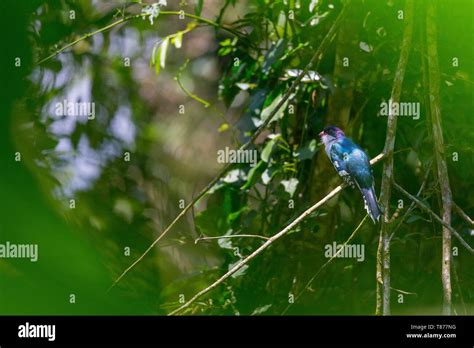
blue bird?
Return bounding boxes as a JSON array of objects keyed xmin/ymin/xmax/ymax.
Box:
[{"xmin": 319, "ymin": 126, "xmax": 381, "ymax": 223}]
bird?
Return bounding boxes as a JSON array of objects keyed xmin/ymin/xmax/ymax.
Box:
[{"xmin": 319, "ymin": 125, "xmax": 381, "ymax": 223}]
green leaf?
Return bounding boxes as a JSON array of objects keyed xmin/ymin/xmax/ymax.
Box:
[
  {"xmin": 195, "ymin": 0, "xmax": 204, "ymax": 16},
  {"xmin": 195, "ymin": 205, "xmax": 229, "ymax": 236},
  {"xmin": 227, "ymin": 206, "xmax": 248, "ymax": 225},
  {"xmin": 261, "ymin": 136, "xmax": 279, "ymax": 162},
  {"xmin": 172, "ymin": 31, "xmax": 183, "ymax": 49},
  {"xmin": 218, "ymin": 38, "xmax": 235, "ymax": 56},
  {"xmin": 150, "ymin": 40, "xmax": 162, "ymax": 75},
  {"xmin": 218, "ymin": 46, "xmax": 232, "ymax": 56},
  {"xmin": 262, "ymin": 39, "xmax": 287, "ymax": 73},
  {"xmin": 222, "ymin": 169, "xmax": 246, "ymax": 184},
  {"xmin": 151, "ymin": 41, "xmax": 159, "ymax": 66},
  {"xmin": 219, "ymin": 38, "xmax": 232, "ymax": 47},
  {"xmin": 294, "ymin": 139, "xmax": 318, "ymax": 161},
  {"xmin": 241, "ymin": 160, "xmax": 266, "ymax": 190},
  {"xmin": 248, "ymin": 89, "xmax": 268, "ymax": 117},
  {"xmin": 155, "ymin": 48, "xmax": 161, "ymax": 74},
  {"xmin": 218, "ymin": 123, "xmax": 229, "ymax": 132},
  {"xmin": 406, "ymin": 215, "xmax": 423, "ymax": 224}
]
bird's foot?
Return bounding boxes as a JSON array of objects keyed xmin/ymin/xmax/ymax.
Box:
[{"xmin": 341, "ymin": 175, "xmax": 355, "ymax": 188}]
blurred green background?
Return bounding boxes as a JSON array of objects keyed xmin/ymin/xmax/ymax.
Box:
[{"xmin": 0, "ymin": 0, "xmax": 473, "ymax": 315}]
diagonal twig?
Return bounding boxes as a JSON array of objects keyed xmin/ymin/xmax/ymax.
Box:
[
  {"xmin": 168, "ymin": 153, "xmax": 385, "ymax": 315},
  {"xmin": 281, "ymin": 214, "xmax": 369, "ymax": 315},
  {"xmin": 195, "ymin": 234, "xmax": 269, "ymax": 244},
  {"xmin": 453, "ymin": 203, "xmax": 474, "ymax": 227},
  {"xmin": 393, "ymin": 182, "xmax": 473, "ymax": 254},
  {"xmin": 388, "ymin": 160, "xmax": 432, "ymax": 242}
]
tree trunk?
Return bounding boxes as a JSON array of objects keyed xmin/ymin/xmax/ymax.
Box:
[
  {"xmin": 426, "ymin": 1, "xmax": 453, "ymax": 315},
  {"xmin": 376, "ymin": 0, "xmax": 414, "ymax": 316}
]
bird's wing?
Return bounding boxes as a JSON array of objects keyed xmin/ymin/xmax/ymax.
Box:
[
  {"xmin": 330, "ymin": 138, "xmax": 374, "ymax": 187},
  {"xmin": 328, "ymin": 141, "xmax": 351, "ymax": 179},
  {"xmin": 330, "ymin": 137, "xmax": 381, "ymax": 223},
  {"xmin": 341, "ymin": 138, "xmax": 374, "ymax": 189}
]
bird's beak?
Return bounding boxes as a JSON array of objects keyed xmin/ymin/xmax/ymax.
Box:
[{"xmin": 319, "ymin": 131, "xmax": 325, "ymax": 137}]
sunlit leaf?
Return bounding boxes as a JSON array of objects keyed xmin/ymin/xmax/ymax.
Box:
[
  {"xmin": 261, "ymin": 166, "xmax": 279, "ymax": 185},
  {"xmin": 160, "ymin": 37, "xmax": 169, "ymax": 68},
  {"xmin": 218, "ymin": 123, "xmax": 230, "ymax": 132},
  {"xmin": 222, "ymin": 169, "xmax": 246, "ymax": 183},
  {"xmin": 172, "ymin": 31, "xmax": 183, "ymax": 48},
  {"xmin": 359, "ymin": 41, "xmax": 373, "ymax": 53},
  {"xmin": 217, "ymin": 231, "xmax": 234, "ymax": 249},
  {"xmin": 285, "ymin": 69, "xmax": 321, "ymax": 82},
  {"xmin": 281, "ymin": 178, "xmax": 299, "ymax": 197},
  {"xmin": 251, "ymin": 304, "xmax": 272, "ymax": 315}
]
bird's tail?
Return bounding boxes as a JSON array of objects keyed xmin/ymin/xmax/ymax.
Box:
[{"xmin": 359, "ymin": 186, "xmax": 382, "ymax": 224}]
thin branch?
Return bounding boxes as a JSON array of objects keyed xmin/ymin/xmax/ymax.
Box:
[
  {"xmin": 376, "ymin": 0, "xmax": 414, "ymax": 316},
  {"xmin": 37, "ymin": 11, "xmax": 246, "ymax": 65},
  {"xmin": 281, "ymin": 214, "xmax": 369, "ymax": 315},
  {"xmin": 168, "ymin": 153, "xmax": 385, "ymax": 315},
  {"xmin": 390, "ymin": 287, "xmax": 417, "ymax": 296},
  {"xmin": 393, "ymin": 182, "xmax": 473, "ymax": 254},
  {"xmin": 453, "ymin": 203, "xmax": 474, "ymax": 227},
  {"xmin": 195, "ymin": 234, "xmax": 269, "ymax": 244},
  {"xmin": 174, "ymin": 59, "xmax": 241, "ymax": 145},
  {"xmin": 107, "ymin": 4, "xmax": 350, "ymax": 292},
  {"xmin": 452, "ymin": 259, "xmax": 467, "ymax": 315},
  {"xmin": 37, "ymin": 15, "xmax": 136, "ymax": 65},
  {"xmin": 175, "ymin": 60, "xmax": 211, "ymax": 108},
  {"xmin": 375, "ymin": 233, "xmax": 383, "ymax": 313},
  {"xmin": 388, "ymin": 160, "xmax": 432, "ymax": 242}
]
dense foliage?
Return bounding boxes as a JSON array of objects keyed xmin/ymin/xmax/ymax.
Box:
[{"xmin": 1, "ymin": 0, "xmax": 473, "ymax": 315}]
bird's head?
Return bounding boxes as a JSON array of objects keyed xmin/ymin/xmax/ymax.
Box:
[{"xmin": 319, "ymin": 126, "xmax": 345, "ymax": 145}]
